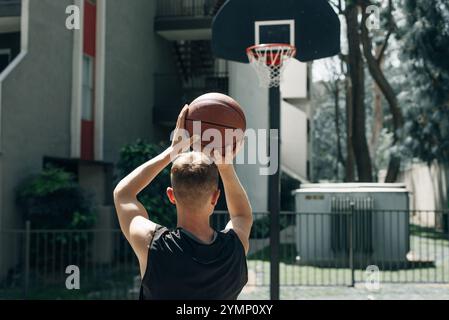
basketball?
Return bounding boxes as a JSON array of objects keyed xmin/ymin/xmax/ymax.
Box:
[{"xmin": 185, "ymin": 92, "xmax": 246, "ymax": 154}]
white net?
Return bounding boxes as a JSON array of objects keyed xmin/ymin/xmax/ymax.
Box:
[{"xmin": 246, "ymin": 44, "xmax": 296, "ymax": 88}]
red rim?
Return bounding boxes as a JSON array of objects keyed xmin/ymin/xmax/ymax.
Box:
[{"xmin": 246, "ymin": 43, "xmax": 297, "ymax": 56}]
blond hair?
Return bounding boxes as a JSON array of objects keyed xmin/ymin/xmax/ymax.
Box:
[{"xmin": 170, "ymin": 152, "xmax": 218, "ymax": 207}]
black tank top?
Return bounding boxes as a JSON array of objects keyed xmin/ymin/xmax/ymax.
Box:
[{"xmin": 139, "ymin": 226, "xmax": 248, "ymax": 300}]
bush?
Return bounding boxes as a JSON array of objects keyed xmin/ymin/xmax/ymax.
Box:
[
  {"xmin": 250, "ymin": 215, "xmax": 292, "ymax": 239},
  {"xmin": 16, "ymin": 166, "xmax": 95, "ymax": 229},
  {"xmin": 117, "ymin": 140, "xmax": 177, "ymax": 228},
  {"xmin": 281, "ymin": 173, "xmax": 300, "ymax": 211}
]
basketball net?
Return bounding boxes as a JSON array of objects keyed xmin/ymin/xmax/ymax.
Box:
[{"xmin": 246, "ymin": 43, "xmax": 296, "ymax": 88}]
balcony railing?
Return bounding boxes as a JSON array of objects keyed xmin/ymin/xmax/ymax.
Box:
[
  {"xmin": 156, "ymin": 0, "xmax": 224, "ymax": 18},
  {"xmin": 0, "ymin": 0, "xmax": 21, "ymax": 18},
  {"xmin": 154, "ymin": 72, "xmax": 229, "ymax": 124}
]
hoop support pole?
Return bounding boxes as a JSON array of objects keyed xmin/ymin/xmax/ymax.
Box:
[{"xmin": 269, "ymin": 86, "xmax": 281, "ymax": 300}]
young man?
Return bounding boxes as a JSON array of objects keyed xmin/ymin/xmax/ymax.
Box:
[{"xmin": 113, "ymin": 105, "xmax": 253, "ymax": 300}]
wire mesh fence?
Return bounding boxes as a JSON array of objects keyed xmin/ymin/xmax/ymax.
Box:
[{"xmin": 0, "ymin": 210, "xmax": 448, "ymax": 299}]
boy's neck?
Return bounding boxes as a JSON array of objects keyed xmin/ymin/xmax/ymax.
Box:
[{"xmin": 177, "ymin": 208, "xmax": 215, "ymax": 243}]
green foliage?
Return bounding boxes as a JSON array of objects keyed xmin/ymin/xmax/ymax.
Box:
[
  {"xmin": 117, "ymin": 140, "xmax": 177, "ymax": 228},
  {"xmin": 311, "ymin": 80, "xmax": 347, "ymax": 182},
  {"xmin": 19, "ymin": 168, "xmax": 74, "ymax": 197},
  {"xmin": 250, "ymin": 216, "xmax": 293, "ymax": 239},
  {"xmin": 398, "ymin": 0, "xmax": 449, "ymax": 164},
  {"xmin": 16, "ymin": 167, "xmax": 95, "ymax": 229}
]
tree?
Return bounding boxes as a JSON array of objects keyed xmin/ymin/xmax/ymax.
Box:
[
  {"xmin": 346, "ymin": 3, "xmax": 375, "ymax": 182},
  {"xmin": 369, "ymin": 43, "xmax": 384, "ymax": 167},
  {"xmin": 398, "ymin": 0, "xmax": 449, "ymax": 164},
  {"xmin": 312, "ymin": 80, "xmax": 347, "ymax": 182},
  {"xmin": 360, "ymin": 0, "xmax": 404, "ymax": 182},
  {"xmin": 329, "ymin": 0, "xmax": 405, "ymax": 182},
  {"xmin": 331, "ymin": 0, "xmax": 375, "ymax": 182},
  {"xmin": 322, "ymin": 57, "xmax": 346, "ymax": 178},
  {"xmin": 117, "ymin": 140, "xmax": 178, "ymax": 228}
]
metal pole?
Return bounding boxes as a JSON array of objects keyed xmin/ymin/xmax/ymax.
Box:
[
  {"xmin": 349, "ymin": 202, "xmax": 355, "ymax": 287},
  {"xmin": 24, "ymin": 220, "xmax": 31, "ymax": 299},
  {"xmin": 269, "ymin": 87, "xmax": 281, "ymax": 300}
]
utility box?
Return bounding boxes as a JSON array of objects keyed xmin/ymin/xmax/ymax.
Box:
[{"xmin": 292, "ymin": 183, "xmax": 410, "ymax": 267}]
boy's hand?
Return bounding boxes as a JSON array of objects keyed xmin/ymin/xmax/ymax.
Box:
[
  {"xmin": 212, "ymin": 140, "xmax": 244, "ymax": 168},
  {"xmin": 171, "ymin": 105, "xmax": 198, "ymax": 156}
]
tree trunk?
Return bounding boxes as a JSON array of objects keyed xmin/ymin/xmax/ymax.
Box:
[
  {"xmin": 384, "ymin": 155, "xmax": 401, "ymax": 183},
  {"xmin": 370, "ymin": 82, "xmax": 383, "ymax": 157},
  {"xmin": 334, "ymin": 82, "xmax": 345, "ymax": 179},
  {"xmin": 346, "ymin": 5, "xmax": 373, "ymax": 182},
  {"xmin": 360, "ymin": 3, "xmax": 404, "ymax": 183},
  {"xmin": 345, "ymin": 69, "xmax": 356, "ymax": 182},
  {"xmin": 369, "ymin": 44, "xmax": 384, "ymax": 173}
]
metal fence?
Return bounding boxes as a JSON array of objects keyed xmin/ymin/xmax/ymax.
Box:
[
  {"xmin": 1, "ymin": 210, "xmax": 448, "ymax": 299},
  {"xmin": 235, "ymin": 210, "xmax": 449, "ymax": 288},
  {"xmin": 0, "ymin": 225, "xmax": 139, "ymax": 299}
]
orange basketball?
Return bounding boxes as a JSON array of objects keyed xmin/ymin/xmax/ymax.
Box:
[{"xmin": 185, "ymin": 93, "xmax": 246, "ymax": 154}]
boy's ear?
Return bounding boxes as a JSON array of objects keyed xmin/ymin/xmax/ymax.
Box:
[
  {"xmin": 166, "ymin": 187, "xmax": 176, "ymax": 205},
  {"xmin": 211, "ymin": 189, "xmax": 221, "ymax": 206}
]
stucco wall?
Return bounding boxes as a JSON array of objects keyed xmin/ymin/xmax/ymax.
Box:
[
  {"xmin": 1, "ymin": 0, "xmax": 73, "ymax": 230},
  {"xmin": 281, "ymin": 100, "xmax": 308, "ymax": 180},
  {"xmin": 229, "ymin": 61, "xmax": 269, "ymax": 213},
  {"xmin": 103, "ymin": 0, "xmax": 178, "ymax": 165}
]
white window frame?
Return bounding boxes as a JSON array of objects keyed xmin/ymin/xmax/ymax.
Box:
[{"xmin": 255, "ymin": 20, "xmax": 295, "ymax": 46}]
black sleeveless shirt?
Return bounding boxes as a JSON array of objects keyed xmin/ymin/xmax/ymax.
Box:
[{"xmin": 139, "ymin": 226, "xmax": 248, "ymax": 300}]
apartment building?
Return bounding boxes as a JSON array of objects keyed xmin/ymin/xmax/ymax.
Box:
[{"xmin": 0, "ymin": 0, "xmax": 312, "ymax": 231}]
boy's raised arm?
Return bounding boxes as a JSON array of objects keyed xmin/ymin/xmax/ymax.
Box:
[
  {"xmin": 113, "ymin": 105, "xmax": 195, "ymax": 276},
  {"xmin": 214, "ymin": 145, "xmax": 253, "ymax": 254}
]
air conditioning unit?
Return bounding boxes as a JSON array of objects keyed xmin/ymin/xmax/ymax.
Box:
[{"xmin": 292, "ymin": 183, "xmax": 410, "ymax": 267}]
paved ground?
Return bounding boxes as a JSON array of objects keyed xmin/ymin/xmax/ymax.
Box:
[{"xmin": 239, "ymin": 283, "xmax": 449, "ymax": 300}]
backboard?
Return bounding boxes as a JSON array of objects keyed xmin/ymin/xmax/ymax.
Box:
[{"xmin": 212, "ymin": 0, "xmax": 341, "ymax": 63}]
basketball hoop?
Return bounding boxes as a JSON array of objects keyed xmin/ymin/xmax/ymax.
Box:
[{"xmin": 246, "ymin": 43, "xmax": 296, "ymax": 88}]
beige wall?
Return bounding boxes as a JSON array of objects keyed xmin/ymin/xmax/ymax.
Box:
[
  {"xmin": 380, "ymin": 162, "xmax": 448, "ymax": 228},
  {"xmin": 399, "ymin": 162, "xmax": 447, "ymax": 211},
  {"xmin": 229, "ymin": 61, "xmax": 269, "ymax": 212},
  {"xmin": 281, "ymin": 59, "xmax": 308, "ymax": 99},
  {"xmin": 229, "ymin": 59, "xmax": 310, "ymax": 212},
  {"xmin": 281, "ymin": 100, "xmax": 308, "ymax": 181}
]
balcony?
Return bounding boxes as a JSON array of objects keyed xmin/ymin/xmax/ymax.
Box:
[
  {"xmin": 153, "ymin": 72, "xmax": 229, "ymax": 126},
  {"xmin": 155, "ymin": 0, "xmax": 225, "ymax": 41},
  {"xmin": 0, "ymin": 0, "xmax": 20, "ymax": 35},
  {"xmin": 0, "ymin": 0, "xmax": 21, "ymax": 18}
]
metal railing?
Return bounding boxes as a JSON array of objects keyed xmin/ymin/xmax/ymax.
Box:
[
  {"xmin": 1, "ymin": 210, "xmax": 448, "ymax": 299},
  {"xmin": 0, "ymin": 224, "xmax": 139, "ymax": 299},
  {"xmin": 154, "ymin": 72, "xmax": 229, "ymax": 109},
  {"xmin": 0, "ymin": 0, "xmax": 21, "ymax": 5},
  {"xmin": 156, "ymin": 0, "xmax": 223, "ymax": 18},
  {"xmin": 0, "ymin": 0, "xmax": 21, "ymax": 17}
]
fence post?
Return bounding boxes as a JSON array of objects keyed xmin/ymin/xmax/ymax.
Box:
[
  {"xmin": 24, "ymin": 220, "xmax": 31, "ymax": 299},
  {"xmin": 349, "ymin": 202, "xmax": 355, "ymax": 287}
]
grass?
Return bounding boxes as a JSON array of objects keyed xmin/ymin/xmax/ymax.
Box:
[
  {"xmin": 410, "ymin": 224, "xmax": 449, "ymax": 241},
  {"xmin": 248, "ymin": 244, "xmax": 298, "ymax": 264}
]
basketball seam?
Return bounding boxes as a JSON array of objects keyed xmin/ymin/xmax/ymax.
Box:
[
  {"xmin": 185, "ymin": 119, "xmax": 241, "ymax": 130},
  {"xmin": 188, "ymin": 99, "xmax": 246, "ymax": 127}
]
